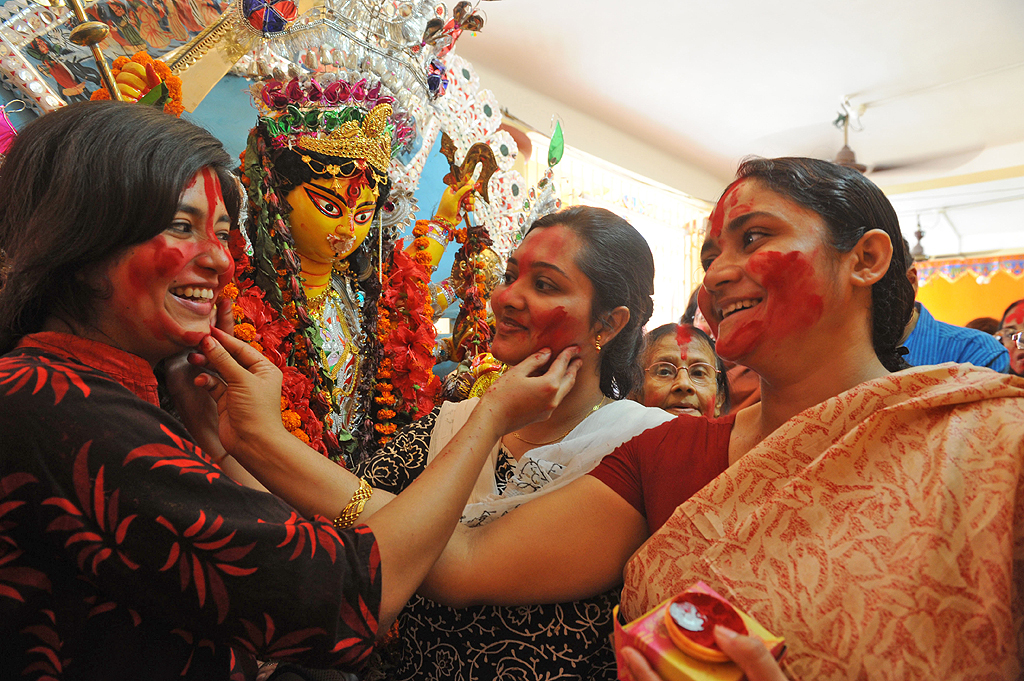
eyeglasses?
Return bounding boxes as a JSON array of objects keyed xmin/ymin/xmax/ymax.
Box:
[
  {"xmin": 645, "ymin": 361, "xmax": 719, "ymax": 386},
  {"xmin": 994, "ymin": 330, "xmax": 1024, "ymax": 350}
]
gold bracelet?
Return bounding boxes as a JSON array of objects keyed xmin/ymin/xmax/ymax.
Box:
[{"xmin": 333, "ymin": 478, "xmax": 373, "ymax": 530}]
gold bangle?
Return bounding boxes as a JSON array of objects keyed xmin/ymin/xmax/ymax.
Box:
[{"xmin": 333, "ymin": 478, "xmax": 373, "ymax": 530}]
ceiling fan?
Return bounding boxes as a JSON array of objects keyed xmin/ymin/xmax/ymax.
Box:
[
  {"xmin": 832, "ymin": 111, "xmax": 867, "ymax": 173},
  {"xmin": 831, "ymin": 105, "xmax": 982, "ymax": 176}
]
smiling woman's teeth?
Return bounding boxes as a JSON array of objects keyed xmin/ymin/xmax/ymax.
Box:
[
  {"xmin": 721, "ymin": 299, "xmax": 760, "ymax": 318},
  {"xmin": 171, "ymin": 287, "xmax": 215, "ymax": 301}
]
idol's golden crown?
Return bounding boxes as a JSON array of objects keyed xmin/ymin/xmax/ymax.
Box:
[{"xmin": 298, "ymin": 103, "xmax": 393, "ymax": 175}]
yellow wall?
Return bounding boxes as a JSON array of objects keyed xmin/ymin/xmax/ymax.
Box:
[{"xmin": 917, "ymin": 269, "xmax": 1024, "ymax": 326}]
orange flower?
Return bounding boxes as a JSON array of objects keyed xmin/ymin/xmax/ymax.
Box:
[
  {"xmin": 90, "ymin": 89, "xmax": 111, "ymax": 101},
  {"xmin": 292, "ymin": 429, "xmax": 310, "ymax": 444},
  {"xmin": 280, "ymin": 396, "xmax": 289, "ymax": 411},
  {"xmin": 249, "ymin": 341, "xmax": 264, "ymax": 352},
  {"xmin": 131, "ymin": 51, "xmax": 154, "ymax": 66},
  {"xmin": 154, "ymin": 61, "xmax": 172, "ymax": 79},
  {"xmin": 221, "ymin": 282, "xmax": 240, "ymax": 300},
  {"xmin": 281, "ymin": 409, "xmax": 302, "ymax": 430},
  {"xmin": 234, "ymin": 323, "xmax": 258, "ymax": 342},
  {"xmin": 164, "ymin": 101, "xmax": 185, "ymax": 117},
  {"xmin": 112, "ymin": 56, "xmax": 129, "ymax": 69}
]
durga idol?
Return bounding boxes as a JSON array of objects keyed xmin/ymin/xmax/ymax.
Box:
[{"xmin": 229, "ymin": 75, "xmax": 474, "ymax": 465}]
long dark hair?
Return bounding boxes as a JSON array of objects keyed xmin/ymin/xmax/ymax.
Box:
[
  {"xmin": 638, "ymin": 322, "xmax": 731, "ymax": 414},
  {"xmin": 734, "ymin": 157, "xmax": 915, "ymax": 372},
  {"xmin": 0, "ymin": 101, "xmax": 239, "ymax": 354},
  {"xmin": 529, "ymin": 206, "xmax": 655, "ymax": 399}
]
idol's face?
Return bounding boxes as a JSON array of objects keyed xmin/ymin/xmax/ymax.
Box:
[
  {"xmin": 286, "ymin": 176, "xmax": 379, "ymax": 264},
  {"xmin": 489, "ymin": 225, "xmax": 598, "ymax": 366},
  {"xmin": 697, "ymin": 178, "xmax": 838, "ymax": 365},
  {"xmin": 641, "ymin": 329, "xmax": 722, "ymax": 418},
  {"xmin": 89, "ymin": 167, "xmax": 234, "ymax": 365}
]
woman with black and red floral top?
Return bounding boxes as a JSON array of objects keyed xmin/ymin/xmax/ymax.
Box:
[{"xmin": 0, "ymin": 101, "xmax": 578, "ymax": 680}]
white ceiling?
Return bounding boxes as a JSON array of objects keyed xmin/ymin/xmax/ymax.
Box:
[{"xmin": 457, "ymin": 0, "xmax": 1024, "ymax": 258}]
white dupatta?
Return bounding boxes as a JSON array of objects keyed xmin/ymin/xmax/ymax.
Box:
[{"xmin": 427, "ymin": 398, "xmax": 674, "ymax": 526}]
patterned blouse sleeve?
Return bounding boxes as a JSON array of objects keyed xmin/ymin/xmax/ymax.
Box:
[
  {"xmin": 355, "ymin": 406, "xmax": 440, "ymax": 494},
  {"xmin": 0, "ymin": 350, "xmax": 382, "ymax": 674}
]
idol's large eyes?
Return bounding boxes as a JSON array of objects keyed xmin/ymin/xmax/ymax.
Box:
[
  {"xmin": 353, "ymin": 206, "xmax": 376, "ymax": 226},
  {"xmin": 304, "ymin": 187, "xmax": 343, "ymax": 219}
]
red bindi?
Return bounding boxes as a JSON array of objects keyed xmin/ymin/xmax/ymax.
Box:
[{"xmin": 675, "ymin": 324, "xmax": 692, "ymax": 352}]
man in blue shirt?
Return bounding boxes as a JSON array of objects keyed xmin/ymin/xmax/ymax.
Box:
[{"xmin": 900, "ymin": 239, "xmax": 1009, "ymax": 371}]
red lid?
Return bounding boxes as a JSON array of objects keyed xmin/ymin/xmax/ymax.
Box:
[{"xmin": 663, "ymin": 591, "xmax": 747, "ymax": 663}]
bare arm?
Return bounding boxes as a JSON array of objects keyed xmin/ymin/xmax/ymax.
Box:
[
  {"xmin": 419, "ymin": 474, "xmax": 649, "ymax": 607},
  {"xmin": 196, "ymin": 328, "xmax": 582, "ymax": 630}
]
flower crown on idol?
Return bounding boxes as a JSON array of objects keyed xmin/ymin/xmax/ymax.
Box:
[{"xmin": 251, "ymin": 74, "xmax": 416, "ymax": 181}]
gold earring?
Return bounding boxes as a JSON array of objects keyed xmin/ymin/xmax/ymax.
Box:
[{"xmin": 594, "ymin": 334, "xmax": 602, "ymax": 352}]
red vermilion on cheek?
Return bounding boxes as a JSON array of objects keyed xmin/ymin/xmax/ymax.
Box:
[
  {"xmin": 533, "ymin": 306, "xmax": 572, "ymax": 353},
  {"xmin": 714, "ymin": 250, "xmax": 825, "ymax": 360},
  {"xmin": 125, "ymin": 240, "xmax": 193, "ymax": 342},
  {"xmin": 751, "ymin": 250, "xmax": 825, "ymax": 330}
]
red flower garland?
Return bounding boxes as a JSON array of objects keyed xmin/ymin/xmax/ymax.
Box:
[{"xmin": 373, "ymin": 242, "xmax": 440, "ymax": 445}]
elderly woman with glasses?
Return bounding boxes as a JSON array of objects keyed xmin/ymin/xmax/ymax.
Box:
[{"xmin": 634, "ymin": 322, "xmax": 730, "ymax": 418}]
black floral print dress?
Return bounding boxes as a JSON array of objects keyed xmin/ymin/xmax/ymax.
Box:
[
  {"xmin": 0, "ymin": 333, "xmax": 381, "ymax": 680},
  {"xmin": 355, "ymin": 411, "xmax": 619, "ymax": 681}
]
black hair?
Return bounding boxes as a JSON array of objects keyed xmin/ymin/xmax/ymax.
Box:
[
  {"xmin": 529, "ymin": 206, "xmax": 655, "ymax": 399},
  {"xmin": 0, "ymin": 101, "xmax": 239, "ymax": 354},
  {"xmin": 680, "ymin": 286, "xmax": 701, "ymax": 325},
  {"xmin": 734, "ymin": 157, "xmax": 915, "ymax": 372},
  {"xmin": 638, "ymin": 322, "xmax": 730, "ymax": 414}
]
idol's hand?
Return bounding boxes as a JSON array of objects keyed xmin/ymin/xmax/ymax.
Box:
[
  {"xmin": 194, "ymin": 327, "xmax": 287, "ymax": 458},
  {"xmin": 434, "ymin": 177, "xmax": 478, "ymax": 224},
  {"xmin": 474, "ymin": 346, "xmax": 581, "ymax": 435}
]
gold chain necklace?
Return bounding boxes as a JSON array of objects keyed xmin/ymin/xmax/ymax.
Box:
[
  {"xmin": 307, "ymin": 286, "xmax": 336, "ymax": 322},
  {"xmin": 511, "ymin": 397, "xmax": 608, "ymax": 447}
]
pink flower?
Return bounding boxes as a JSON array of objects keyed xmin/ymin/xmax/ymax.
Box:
[
  {"xmin": 261, "ymin": 81, "xmax": 289, "ymax": 108},
  {"xmin": 307, "ymin": 79, "xmax": 324, "ymax": 104},
  {"xmin": 349, "ymin": 79, "xmax": 367, "ymax": 102},
  {"xmin": 323, "ymin": 80, "xmax": 349, "ymax": 105},
  {"xmin": 285, "ymin": 78, "xmax": 307, "ymax": 104}
]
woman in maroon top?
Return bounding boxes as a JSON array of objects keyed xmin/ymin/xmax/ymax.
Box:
[
  {"xmin": 0, "ymin": 101, "xmax": 576, "ymax": 680},
  {"xmin": 406, "ymin": 159, "xmax": 923, "ymax": 681}
]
